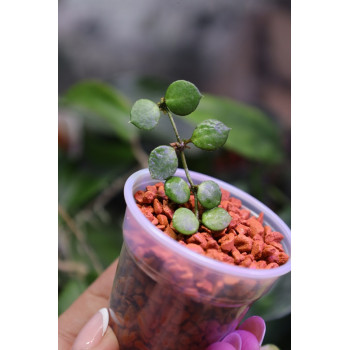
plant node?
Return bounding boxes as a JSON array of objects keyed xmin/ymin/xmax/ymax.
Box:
[{"xmin": 130, "ymin": 80, "xmax": 231, "ymax": 235}]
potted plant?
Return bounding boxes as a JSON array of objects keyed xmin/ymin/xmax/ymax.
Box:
[{"xmin": 108, "ymin": 81, "xmax": 291, "ymax": 350}]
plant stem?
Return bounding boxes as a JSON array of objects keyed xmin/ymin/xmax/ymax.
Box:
[
  {"xmin": 166, "ymin": 110, "xmax": 199, "ymax": 219},
  {"xmin": 58, "ymin": 204, "xmax": 103, "ymax": 274},
  {"xmin": 166, "ymin": 110, "xmax": 182, "ymax": 144}
]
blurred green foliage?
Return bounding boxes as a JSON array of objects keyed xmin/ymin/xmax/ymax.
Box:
[{"xmin": 58, "ymin": 78, "xmax": 290, "ymax": 348}]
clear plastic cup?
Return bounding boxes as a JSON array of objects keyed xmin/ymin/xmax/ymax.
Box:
[{"xmin": 109, "ymin": 169, "xmax": 291, "ymax": 350}]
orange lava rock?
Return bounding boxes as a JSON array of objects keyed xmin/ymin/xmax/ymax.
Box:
[
  {"xmin": 235, "ymin": 224, "xmax": 250, "ymax": 236},
  {"xmin": 240, "ymin": 255, "xmax": 253, "ymax": 267},
  {"xmin": 234, "ymin": 234, "xmax": 253, "ymax": 253},
  {"xmin": 206, "ymin": 238, "xmax": 220, "ymax": 250},
  {"xmin": 164, "ymin": 225, "xmax": 177, "ymax": 239},
  {"xmin": 231, "ymin": 247, "xmax": 245, "ymax": 264},
  {"xmin": 262, "ymin": 244, "xmax": 278, "ymax": 258},
  {"xmin": 157, "ymin": 214, "xmax": 168, "ymax": 226},
  {"xmin": 134, "ymin": 190, "xmax": 145, "ymax": 204},
  {"xmin": 143, "ymin": 191, "xmax": 156, "ymax": 204},
  {"xmin": 186, "ymin": 232, "xmax": 208, "ymax": 249},
  {"xmin": 265, "ymin": 231, "xmax": 285, "ymax": 244},
  {"xmin": 251, "ymin": 239, "xmax": 264, "ymax": 259},
  {"xmin": 163, "ymin": 204, "xmax": 174, "ymax": 219},
  {"xmin": 153, "ymin": 198, "xmax": 163, "ymax": 215},
  {"xmin": 146, "ymin": 185, "xmax": 157, "ymax": 194},
  {"xmin": 229, "ymin": 197, "xmax": 242, "ymax": 207},
  {"xmin": 218, "ymin": 232, "xmax": 235, "ymax": 253},
  {"xmin": 266, "ymin": 262, "xmax": 279, "ymax": 269},
  {"xmin": 239, "ymin": 209, "xmax": 251, "ymax": 220},
  {"xmin": 187, "ymin": 243, "xmax": 205, "ymax": 255},
  {"xmin": 135, "ymin": 182, "xmax": 289, "ymax": 271},
  {"xmin": 221, "ymin": 189, "xmax": 230, "ymax": 201},
  {"xmin": 246, "ymin": 216, "xmax": 264, "ymax": 237},
  {"xmin": 257, "ymin": 260, "xmax": 267, "ymax": 269}
]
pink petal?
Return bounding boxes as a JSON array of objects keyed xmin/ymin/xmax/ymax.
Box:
[
  {"xmin": 234, "ymin": 330, "xmax": 260, "ymax": 350},
  {"xmin": 222, "ymin": 332, "xmax": 242, "ymax": 350},
  {"xmin": 238, "ymin": 316, "xmax": 266, "ymax": 345},
  {"xmin": 206, "ymin": 342, "xmax": 237, "ymax": 350}
]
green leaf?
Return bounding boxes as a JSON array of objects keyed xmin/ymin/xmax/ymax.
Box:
[
  {"xmin": 58, "ymin": 279, "xmax": 88, "ymax": 315},
  {"xmin": 172, "ymin": 208, "xmax": 199, "ymax": 235},
  {"xmin": 191, "ymin": 119, "xmax": 231, "ymax": 151},
  {"xmin": 165, "ymin": 177, "xmax": 190, "ymax": 204},
  {"xmin": 58, "ymin": 142, "xmax": 133, "ymax": 214},
  {"xmin": 246, "ymin": 272, "xmax": 291, "ymax": 321},
  {"xmin": 83, "ymin": 216, "xmax": 124, "ymax": 268},
  {"xmin": 148, "ymin": 145, "xmax": 178, "ymax": 180},
  {"xmin": 165, "ymin": 80, "xmax": 202, "ymax": 116},
  {"xmin": 62, "ymin": 80, "xmax": 138, "ymax": 142},
  {"xmin": 130, "ymin": 99, "xmax": 161, "ymax": 130},
  {"xmin": 197, "ymin": 180, "xmax": 222, "ymax": 209},
  {"xmin": 202, "ymin": 207, "xmax": 231, "ymax": 231},
  {"xmin": 189, "ymin": 95, "xmax": 284, "ymax": 163},
  {"xmin": 58, "ymin": 160, "xmax": 113, "ymax": 214}
]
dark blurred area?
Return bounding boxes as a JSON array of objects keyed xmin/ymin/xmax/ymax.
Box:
[{"xmin": 58, "ymin": 1, "xmax": 290, "ymax": 348}]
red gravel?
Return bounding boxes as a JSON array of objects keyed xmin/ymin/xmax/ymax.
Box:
[{"xmin": 135, "ymin": 182, "xmax": 289, "ymax": 269}]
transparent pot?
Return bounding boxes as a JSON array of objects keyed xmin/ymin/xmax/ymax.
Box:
[{"xmin": 109, "ymin": 169, "xmax": 291, "ymax": 350}]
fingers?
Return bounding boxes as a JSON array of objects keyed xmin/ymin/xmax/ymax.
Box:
[
  {"xmin": 71, "ymin": 308, "xmax": 119, "ymax": 350},
  {"xmin": 58, "ymin": 259, "xmax": 118, "ymax": 350},
  {"xmin": 91, "ymin": 327, "xmax": 119, "ymax": 350}
]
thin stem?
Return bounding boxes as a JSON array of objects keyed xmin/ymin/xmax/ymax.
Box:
[
  {"xmin": 58, "ymin": 204, "xmax": 103, "ymax": 274},
  {"xmin": 166, "ymin": 110, "xmax": 182, "ymax": 143},
  {"xmin": 179, "ymin": 150, "xmax": 195, "ymax": 188},
  {"xmin": 166, "ymin": 110, "xmax": 199, "ymax": 219}
]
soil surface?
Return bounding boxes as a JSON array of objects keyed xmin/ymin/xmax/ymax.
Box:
[{"xmin": 134, "ymin": 182, "xmax": 289, "ymax": 269}]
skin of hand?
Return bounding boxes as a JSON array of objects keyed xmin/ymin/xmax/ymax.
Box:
[{"xmin": 58, "ymin": 260, "xmax": 119, "ymax": 350}]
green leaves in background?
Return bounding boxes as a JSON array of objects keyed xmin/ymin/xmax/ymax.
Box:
[
  {"xmin": 58, "ymin": 279, "xmax": 88, "ymax": 315},
  {"xmin": 189, "ymin": 95, "xmax": 284, "ymax": 163},
  {"xmin": 62, "ymin": 80, "xmax": 138, "ymax": 142},
  {"xmin": 58, "ymin": 135, "xmax": 135, "ymax": 214},
  {"xmin": 58, "ymin": 155, "xmax": 114, "ymax": 214},
  {"xmin": 148, "ymin": 145, "xmax": 178, "ymax": 180},
  {"xmin": 247, "ymin": 272, "xmax": 291, "ymax": 321}
]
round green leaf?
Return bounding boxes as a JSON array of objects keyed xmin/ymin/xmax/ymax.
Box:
[
  {"xmin": 202, "ymin": 207, "xmax": 231, "ymax": 231},
  {"xmin": 148, "ymin": 145, "xmax": 178, "ymax": 180},
  {"xmin": 130, "ymin": 99, "xmax": 161, "ymax": 130},
  {"xmin": 191, "ymin": 119, "xmax": 231, "ymax": 151},
  {"xmin": 165, "ymin": 80, "xmax": 202, "ymax": 116},
  {"xmin": 197, "ymin": 180, "xmax": 222, "ymax": 209},
  {"xmin": 165, "ymin": 177, "xmax": 190, "ymax": 204},
  {"xmin": 172, "ymin": 208, "xmax": 199, "ymax": 235}
]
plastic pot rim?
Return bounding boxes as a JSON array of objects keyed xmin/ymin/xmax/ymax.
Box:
[{"xmin": 124, "ymin": 168, "xmax": 291, "ymax": 281}]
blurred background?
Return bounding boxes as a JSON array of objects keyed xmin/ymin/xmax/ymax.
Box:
[{"xmin": 58, "ymin": 0, "xmax": 290, "ymax": 348}]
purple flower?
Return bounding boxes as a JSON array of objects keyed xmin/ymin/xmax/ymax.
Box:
[{"xmin": 206, "ymin": 316, "xmax": 266, "ymax": 350}]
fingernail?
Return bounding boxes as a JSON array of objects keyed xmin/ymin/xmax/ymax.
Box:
[{"xmin": 72, "ymin": 308, "xmax": 109, "ymax": 350}]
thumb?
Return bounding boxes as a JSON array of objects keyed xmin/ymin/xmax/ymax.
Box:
[{"xmin": 72, "ymin": 308, "xmax": 119, "ymax": 350}]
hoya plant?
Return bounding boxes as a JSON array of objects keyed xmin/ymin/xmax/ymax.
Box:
[{"xmin": 130, "ymin": 80, "xmax": 232, "ymax": 235}]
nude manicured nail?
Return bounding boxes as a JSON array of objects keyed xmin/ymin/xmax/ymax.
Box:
[{"xmin": 72, "ymin": 308, "xmax": 109, "ymax": 350}]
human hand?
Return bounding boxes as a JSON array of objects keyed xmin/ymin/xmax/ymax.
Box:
[{"xmin": 58, "ymin": 260, "xmax": 119, "ymax": 350}]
